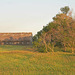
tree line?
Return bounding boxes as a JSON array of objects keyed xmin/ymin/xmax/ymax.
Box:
[{"xmin": 33, "ymin": 6, "xmax": 75, "ymax": 53}]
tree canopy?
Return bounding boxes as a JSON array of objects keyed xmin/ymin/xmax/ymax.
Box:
[
  {"xmin": 33, "ymin": 6, "xmax": 75, "ymax": 53},
  {"xmin": 60, "ymin": 6, "xmax": 70, "ymax": 14}
]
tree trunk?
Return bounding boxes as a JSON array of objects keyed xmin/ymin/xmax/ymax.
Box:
[
  {"xmin": 64, "ymin": 44, "xmax": 66, "ymax": 52},
  {"xmin": 65, "ymin": 47, "xmax": 66, "ymax": 52},
  {"xmin": 42, "ymin": 38, "xmax": 48, "ymax": 53},
  {"xmin": 72, "ymin": 48, "xmax": 74, "ymax": 53},
  {"xmin": 48, "ymin": 44, "xmax": 54, "ymax": 52}
]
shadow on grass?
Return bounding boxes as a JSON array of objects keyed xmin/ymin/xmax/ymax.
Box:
[{"xmin": 0, "ymin": 45, "xmax": 37, "ymax": 52}]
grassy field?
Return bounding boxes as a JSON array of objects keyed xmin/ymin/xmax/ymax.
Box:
[{"xmin": 0, "ymin": 45, "xmax": 75, "ymax": 75}]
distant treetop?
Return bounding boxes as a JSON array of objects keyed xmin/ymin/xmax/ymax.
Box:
[{"xmin": 60, "ymin": 6, "xmax": 70, "ymax": 14}]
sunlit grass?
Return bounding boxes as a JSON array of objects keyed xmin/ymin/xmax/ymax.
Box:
[{"xmin": 0, "ymin": 45, "xmax": 75, "ymax": 75}]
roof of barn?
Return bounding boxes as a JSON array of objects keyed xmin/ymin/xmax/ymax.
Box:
[{"xmin": 0, "ymin": 32, "xmax": 32, "ymax": 41}]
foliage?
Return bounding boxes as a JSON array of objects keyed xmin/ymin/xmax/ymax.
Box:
[
  {"xmin": 60, "ymin": 6, "xmax": 70, "ymax": 14},
  {"xmin": 33, "ymin": 6, "xmax": 75, "ymax": 53}
]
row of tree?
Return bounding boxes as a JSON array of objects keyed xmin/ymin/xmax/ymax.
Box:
[{"xmin": 33, "ymin": 6, "xmax": 75, "ymax": 53}]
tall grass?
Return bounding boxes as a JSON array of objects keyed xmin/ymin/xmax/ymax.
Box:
[{"xmin": 0, "ymin": 45, "xmax": 75, "ymax": 75}]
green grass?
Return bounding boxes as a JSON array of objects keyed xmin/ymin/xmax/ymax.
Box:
[{"xmin": 0, "ymin": 45, "xmax": 75, "ymax": 75}]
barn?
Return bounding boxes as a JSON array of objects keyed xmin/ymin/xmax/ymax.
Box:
[{"xmin": 0, "ymin": 32, "xmax": 32, "ymax": 45}]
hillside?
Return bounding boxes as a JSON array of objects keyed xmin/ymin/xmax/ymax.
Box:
[{"xmin": 0, "ymin": 45, "xmax": 75, "ymax": 75}]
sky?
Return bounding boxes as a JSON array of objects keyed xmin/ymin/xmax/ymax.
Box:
[{"xmin": 0, "ymin": 0, "xmax": 75, "ymax": 35}]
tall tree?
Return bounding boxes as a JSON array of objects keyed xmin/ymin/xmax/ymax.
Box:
[
  {"xmin": 53, "ymin": 13, "xmax": 75, "ymax": 53},
  {"xmin": 33, "ymin": 6, "xmax": 75, "ymax": 53}
]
